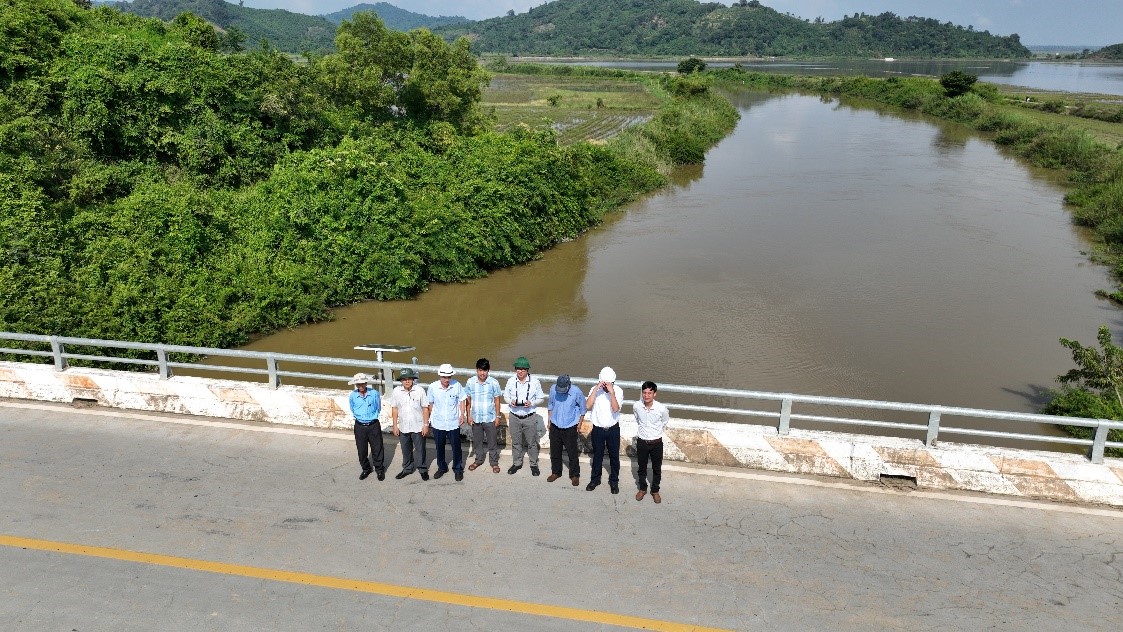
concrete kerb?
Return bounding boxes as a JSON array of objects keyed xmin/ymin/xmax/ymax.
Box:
[{"xmin": 2, "ymin": 361, "xmax": 1121, "ymax": 507}]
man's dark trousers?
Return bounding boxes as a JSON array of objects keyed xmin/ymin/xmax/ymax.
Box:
[
  {"xmin": 589, "ymin": 423, "xmax": 621, "ymax": 486},
  {"xmin": 354, "ymin": 420, "xmax": 385, "ymax": 474},
  {"xmin": 549, "ymin": 423, "xmax": 580, "ymax": 478},
  {"xmin": 636, "ymin": 438, "xmax": 663, "ymax": 493},
  {"xmin": 432, "ymin": 427, "xmax": 464, "ymax": 473}
]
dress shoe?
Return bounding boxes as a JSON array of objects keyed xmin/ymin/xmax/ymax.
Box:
[
  {"xmin": 636, "ymin": 489, "xmax": 647, "ymax": 501},
  {"xmin": 420, "ymin": 471, "xmax": 429, "ymax": 481},
  {"xmin": 570, "ymin": 476, "xmax": 580, "ymax": 486},
  {"xmin": 455, "ymin": 471, "xmax": 464, "ymax": 482},
  {"xmin": 530, "ymin": 466, "xmax": 540, "ymax": 476},
  {"xmin": 652, "ymin": 492, "xmax": 662, "ymax": 504},
  {"xmin": 610, "ymin": 484, "xmax": 620, "ymax": 494},
  {"xmin": 394, "ymin": 471, "xmax": 409, "ymax": 480},
  {"xmin": 376, "ymin": 472, "xmax": 385, "ymax": 481},
  {"xmin": 433, "ymin": 469, "xmax": 447, "ymax": 480},
  {"xmin": 507, "ymin": 465, "xmax": 521, "ymax": 475},
  {"xmin": 359, "ymin": 470, "xmax": 371, "ymax": 480},
  {"xmin": 547, "ymin": 473, "xmax": 561, "ymax": 482},
  {"xmin": 586, "ymin": 482, "xmax": 599, "ymax": 491}
]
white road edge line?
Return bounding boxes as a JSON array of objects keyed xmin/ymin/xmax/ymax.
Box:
[{"xmin": 4, "ymin": 400, "xmax": 1122, "ymax": 519}]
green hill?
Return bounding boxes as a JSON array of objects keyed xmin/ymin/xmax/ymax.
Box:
[
  {"xmin": 436, "ymin": 0, "xmax": 1031, "ymax": 58},
  {"xmin": 1089, "ymin": 43, "xmax": 1123, "ymax": 60},
  {"xmin": 322, "ymin": 3, "xmax": 470, "ymax": 31},
  {"xmin": 116, "ymin": 0, "xmax": 336, "ymax": 53}
]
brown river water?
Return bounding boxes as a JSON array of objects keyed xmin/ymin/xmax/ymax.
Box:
[{"xmin": 224, "ymin": 90, "xmax": 1121, "ymax": 429}]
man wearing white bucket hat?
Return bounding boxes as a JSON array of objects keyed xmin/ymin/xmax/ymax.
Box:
[
  {"xmin": 347, "ymin": 373, "xmax": 385, "ymax": 481},
  {"xmin": 427, "ymin": 363, "xmax": 468, "ymax": 481},
  {"xmin": 585, "ymin": 366, "xmax": 623, "ymax": 494}
]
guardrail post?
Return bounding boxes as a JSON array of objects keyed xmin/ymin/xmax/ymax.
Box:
[
  {"xmin": 156, "ymin": 348, "xmax": 171, "ymax": 379},
  {"xmin": 1090, "ymin": 421, "xmax": 1109, "ymax": 464},
  {"xmin": 49, "ymin": 336, "xmax": 67, "ymax": 371},
  {"xmin": 778, "ymin": 398, "xmax": 792, "ymax": 435},
  {"xmin": 926, "ymin": 411, "xmax": 941, "ymax": 447},
  {"xmin": 266, "ymin": 354, "xmax": 280, "ymax": 388}
]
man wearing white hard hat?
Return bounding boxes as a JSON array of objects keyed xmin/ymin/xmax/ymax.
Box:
[
  {"xmin": 585, "ymin": 366, "xmax": 624, "ymax": 494},
  {"xmin": 427, "ymin": 363, "xmax": 468, "ymax": 481},
  {"xmin": 347, "ymin": 373, "xmax": 385, "ymax": 481}
]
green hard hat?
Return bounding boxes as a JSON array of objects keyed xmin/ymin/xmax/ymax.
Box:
[
  {"xmin": 513, "ymin": 356, "xmax": 531, "ymax": 369},
  {"xmin": 398, "ymin": 368, "xmax": 419, "ymax": 380}
]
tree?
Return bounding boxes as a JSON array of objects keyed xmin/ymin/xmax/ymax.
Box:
[
  {"xmin": 677, "ymin": 56, "xmax": 706, "ymax": 74},
  {"xmin": 939, "ymin": 70, "xmax": 977, "ymax": 97},
  {"xmin": 171, "ymin": 12, "xmax": 220, "ymax": 51},
  {"xmin": 1058, "ymin": 325, "xmax": 1123, "ymax": 409},
  {"xmin": 220, "ymin": 25, "xmax": 247, "ymax": 53}
]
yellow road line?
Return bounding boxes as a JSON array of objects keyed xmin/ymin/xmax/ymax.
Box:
[{"xmin": 0, "ymin": 534, "xmax": 730, "ymax": 632}]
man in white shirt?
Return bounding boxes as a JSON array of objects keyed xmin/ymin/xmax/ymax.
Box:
[
  {"xmin": 633, "ymin": 381, "xmax": 671, "ymax": 503},
  {"xmin": 585, "ymin": 366, "xmax": 624, "ymax": 494},
  {"xmin": 391, "ymin": 368, "xmax": 430, "ymax": 481},
  {"xmin": 503, "ymin": 356, "xmax": 545, "ymax": 476}
]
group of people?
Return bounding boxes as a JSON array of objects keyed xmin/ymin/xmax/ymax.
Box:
[{"xmin": 346, "ymin": 356, "xmax": 672, "ymax": 503}]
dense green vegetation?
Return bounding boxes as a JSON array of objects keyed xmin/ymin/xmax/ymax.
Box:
[
  {"xmin": 710, "ymin": 68, "xmax": 1123, "ymax": 443},
  {"xmin": 322, "ymin": 2, "xmax": 470, "ymax": 31},
  {"xmin": 0, "ymin": 0, "xmax": 736, "ymax": 354},
  {"xmin": 1043, "ymin": 326, "xmax": 1123, "ymax": 456},
  {"xmin": 116, "ymin": 0, "xmax": 337, "ymax": 53},
  {"xmin": 437, "ymin": 0, "xmax": 1030, "ymax": 58}
]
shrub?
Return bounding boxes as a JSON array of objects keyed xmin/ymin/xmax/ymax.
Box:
[{"xmin": 939, "ymin": 70, "xmax": 977, "ymax": 97}]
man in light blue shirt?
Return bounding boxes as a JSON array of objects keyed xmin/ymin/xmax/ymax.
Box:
[
  {"xmin": 546, "ymin": 374, "xmax": 586, "ymax": 486},
  {"xmin": 464, "ymin": 358, "xmax": 503, "ymax": 473},
  {"xmin": 347, "ymin": 373, "xmax": 384, "ymax": 481},
  {"xmin": 427, "ymin": 363, "xmax": 468, "ymax": 481}
]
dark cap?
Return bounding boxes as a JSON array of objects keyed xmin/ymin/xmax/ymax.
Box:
[{"xmin": 555, "ymin": 374, "xmax": 571, "ymax": 394}]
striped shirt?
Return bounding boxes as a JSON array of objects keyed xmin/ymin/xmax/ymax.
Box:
[{"xmin": 464, "ymin": 375, "xmax": 502, "ymax": 424}]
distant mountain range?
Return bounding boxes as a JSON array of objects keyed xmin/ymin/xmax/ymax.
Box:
[
  {"xmin": 435, "ymin": 0, "xmax": 1031, "ymax": 59},
  {"xmin": 109, "ymin": 0, "xmax": 1033, "ymax": 59}
]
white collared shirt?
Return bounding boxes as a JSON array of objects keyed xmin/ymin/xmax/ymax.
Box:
[
  {"xmin": 588, "ymin": 384, "xmax": 624, "ymax": 428},
  {"xmin": 634, "ymin": 399, "xmax": 670, "ymax": 440},
  {"xmin": 391, "ymin": 384, "xmax": 427, "ymax": 433}
]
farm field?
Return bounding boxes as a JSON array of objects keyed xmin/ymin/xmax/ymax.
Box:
[{"xmin": 483, "ymin": 74, "xmax": 660, "ymax": 144}]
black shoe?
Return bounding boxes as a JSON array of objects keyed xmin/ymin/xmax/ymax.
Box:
[
  {"xmin": 610, "ymin": 484, "xmax": 619, "ymax": 494},
  {"xmin": 586, "ymin": 482, "xmax": 599, "ymax": 491},
  {"xmin": 376, "ymin": 472, "xmax": 385, "ymax": 481},
  {"xmin": 420, "ymin": 471, "xmax": 429, "ymax": 481},
  {"xmin": 530, "ymin": 466, "xmax": 540, "ymax": 476},
  {"xmin": 508, "ymin": 465, "xmax": 521, "ymax": 475},
  {"xmin": 394, "ymin": 471, "xmax": 409, "ymax": 480},
  {"xmin": 433, "ymin": 469, "xmax": 447, "ymax": 480},
  {"xmin": 359, "ymin": 470, "xmax": 372, "ymax": 480},
  {"xmin": 455, "ymin": 471, "xmax": 464, "ymax": 481}
]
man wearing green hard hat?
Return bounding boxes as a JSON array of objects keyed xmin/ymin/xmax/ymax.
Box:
[{"xmin": 503, "ymin": 356, "xmax": 545, "ymax": 476}]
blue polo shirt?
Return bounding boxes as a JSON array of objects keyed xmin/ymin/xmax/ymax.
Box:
[
  {"xmin": 349, "ymin": 389, "xmax": 381, "ymax": 423},
  {"xmin": 547, "ymin": 384, "xmax": 586, "ymax": 429}
]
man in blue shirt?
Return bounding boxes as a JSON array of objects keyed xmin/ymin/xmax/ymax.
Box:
[
  {"xmin": 464, "ymin": 358, "xmax": 503, "ymax": 474},
  {"xmin": 427, "ymin": 363, "xmax": 468, "ymax": 481},
  {"xmin": 547, "ymin": 374, "xmax": 586, "ymax": 486},
  {"xmin": 347, "ymin": 373, "xmax": 384, "ymax": 481}
]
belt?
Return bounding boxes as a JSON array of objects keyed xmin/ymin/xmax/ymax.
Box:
[
  {"xmin": 639, "ymin": 437, "xmax": 663, "ymax": 445},
  {"xmin": 511, "ymin": 412, "xmax": 534, "ymax": 419},
  {"xmin": 355, "ymin": 419, "xmax": 379, "ymax": 426}
]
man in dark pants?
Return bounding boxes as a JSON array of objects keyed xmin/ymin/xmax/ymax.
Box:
[
  {"xmin": 546, "ymin": 374, "xmax": 586, "ymax": 486},
  {"xmin": 633, "ymin": 381, "xmax": 671, "ymax": 503},
  {"xmin": 348, "ymin": 373, "xmax": 385, "ymax": 481},
  {"xmin": 585, "ymin": 366, "xmax": 623, "ymax": 494}
]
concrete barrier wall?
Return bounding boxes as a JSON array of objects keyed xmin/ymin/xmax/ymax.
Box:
[{"xmin": 3, "ymin": 361, "xmax": 1122, "ymax": 507}]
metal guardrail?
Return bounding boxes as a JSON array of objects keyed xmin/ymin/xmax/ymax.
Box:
[{"xmin": 1, "ymin": 332, "xmax": 1121, "ymax": 464}]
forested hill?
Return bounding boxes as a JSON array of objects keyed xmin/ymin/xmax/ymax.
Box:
[
  {"xmin": 322, "ymin": 3, "xmax": 469, "ymax": 30},
  {"xmin": 436, "ymin": 0, "xmax": 1031, "ymax": 58},
  {"xmin": 115, "ymin": 0, "xmax": 336, "ymax": 52},
  {"xmin": 1090, "ymin": 43, "xmax": 1123, "ymax": 60}
]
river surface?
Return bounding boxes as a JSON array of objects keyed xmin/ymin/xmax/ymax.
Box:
[
  {"xmin": 237, "ymin": 89, "xmax": 1122, "ymax": 422},
  {"xmin": 554, "ymin": 59, "xmax": 1123, "ymax": 96}
]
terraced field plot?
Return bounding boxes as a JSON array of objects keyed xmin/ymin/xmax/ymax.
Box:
[{"xmin": 484, "ymin": 74, "xmax": 660, "ymax": 144}]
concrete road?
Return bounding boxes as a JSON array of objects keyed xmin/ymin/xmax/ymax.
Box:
[{"xmin": 1, "ymin": 400, "xmax": 1121, "ymax": 631}]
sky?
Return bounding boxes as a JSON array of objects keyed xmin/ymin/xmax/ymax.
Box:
[{"xmin": 240, "ymin": 1, "xmax": 1121, "ymax": 46}]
